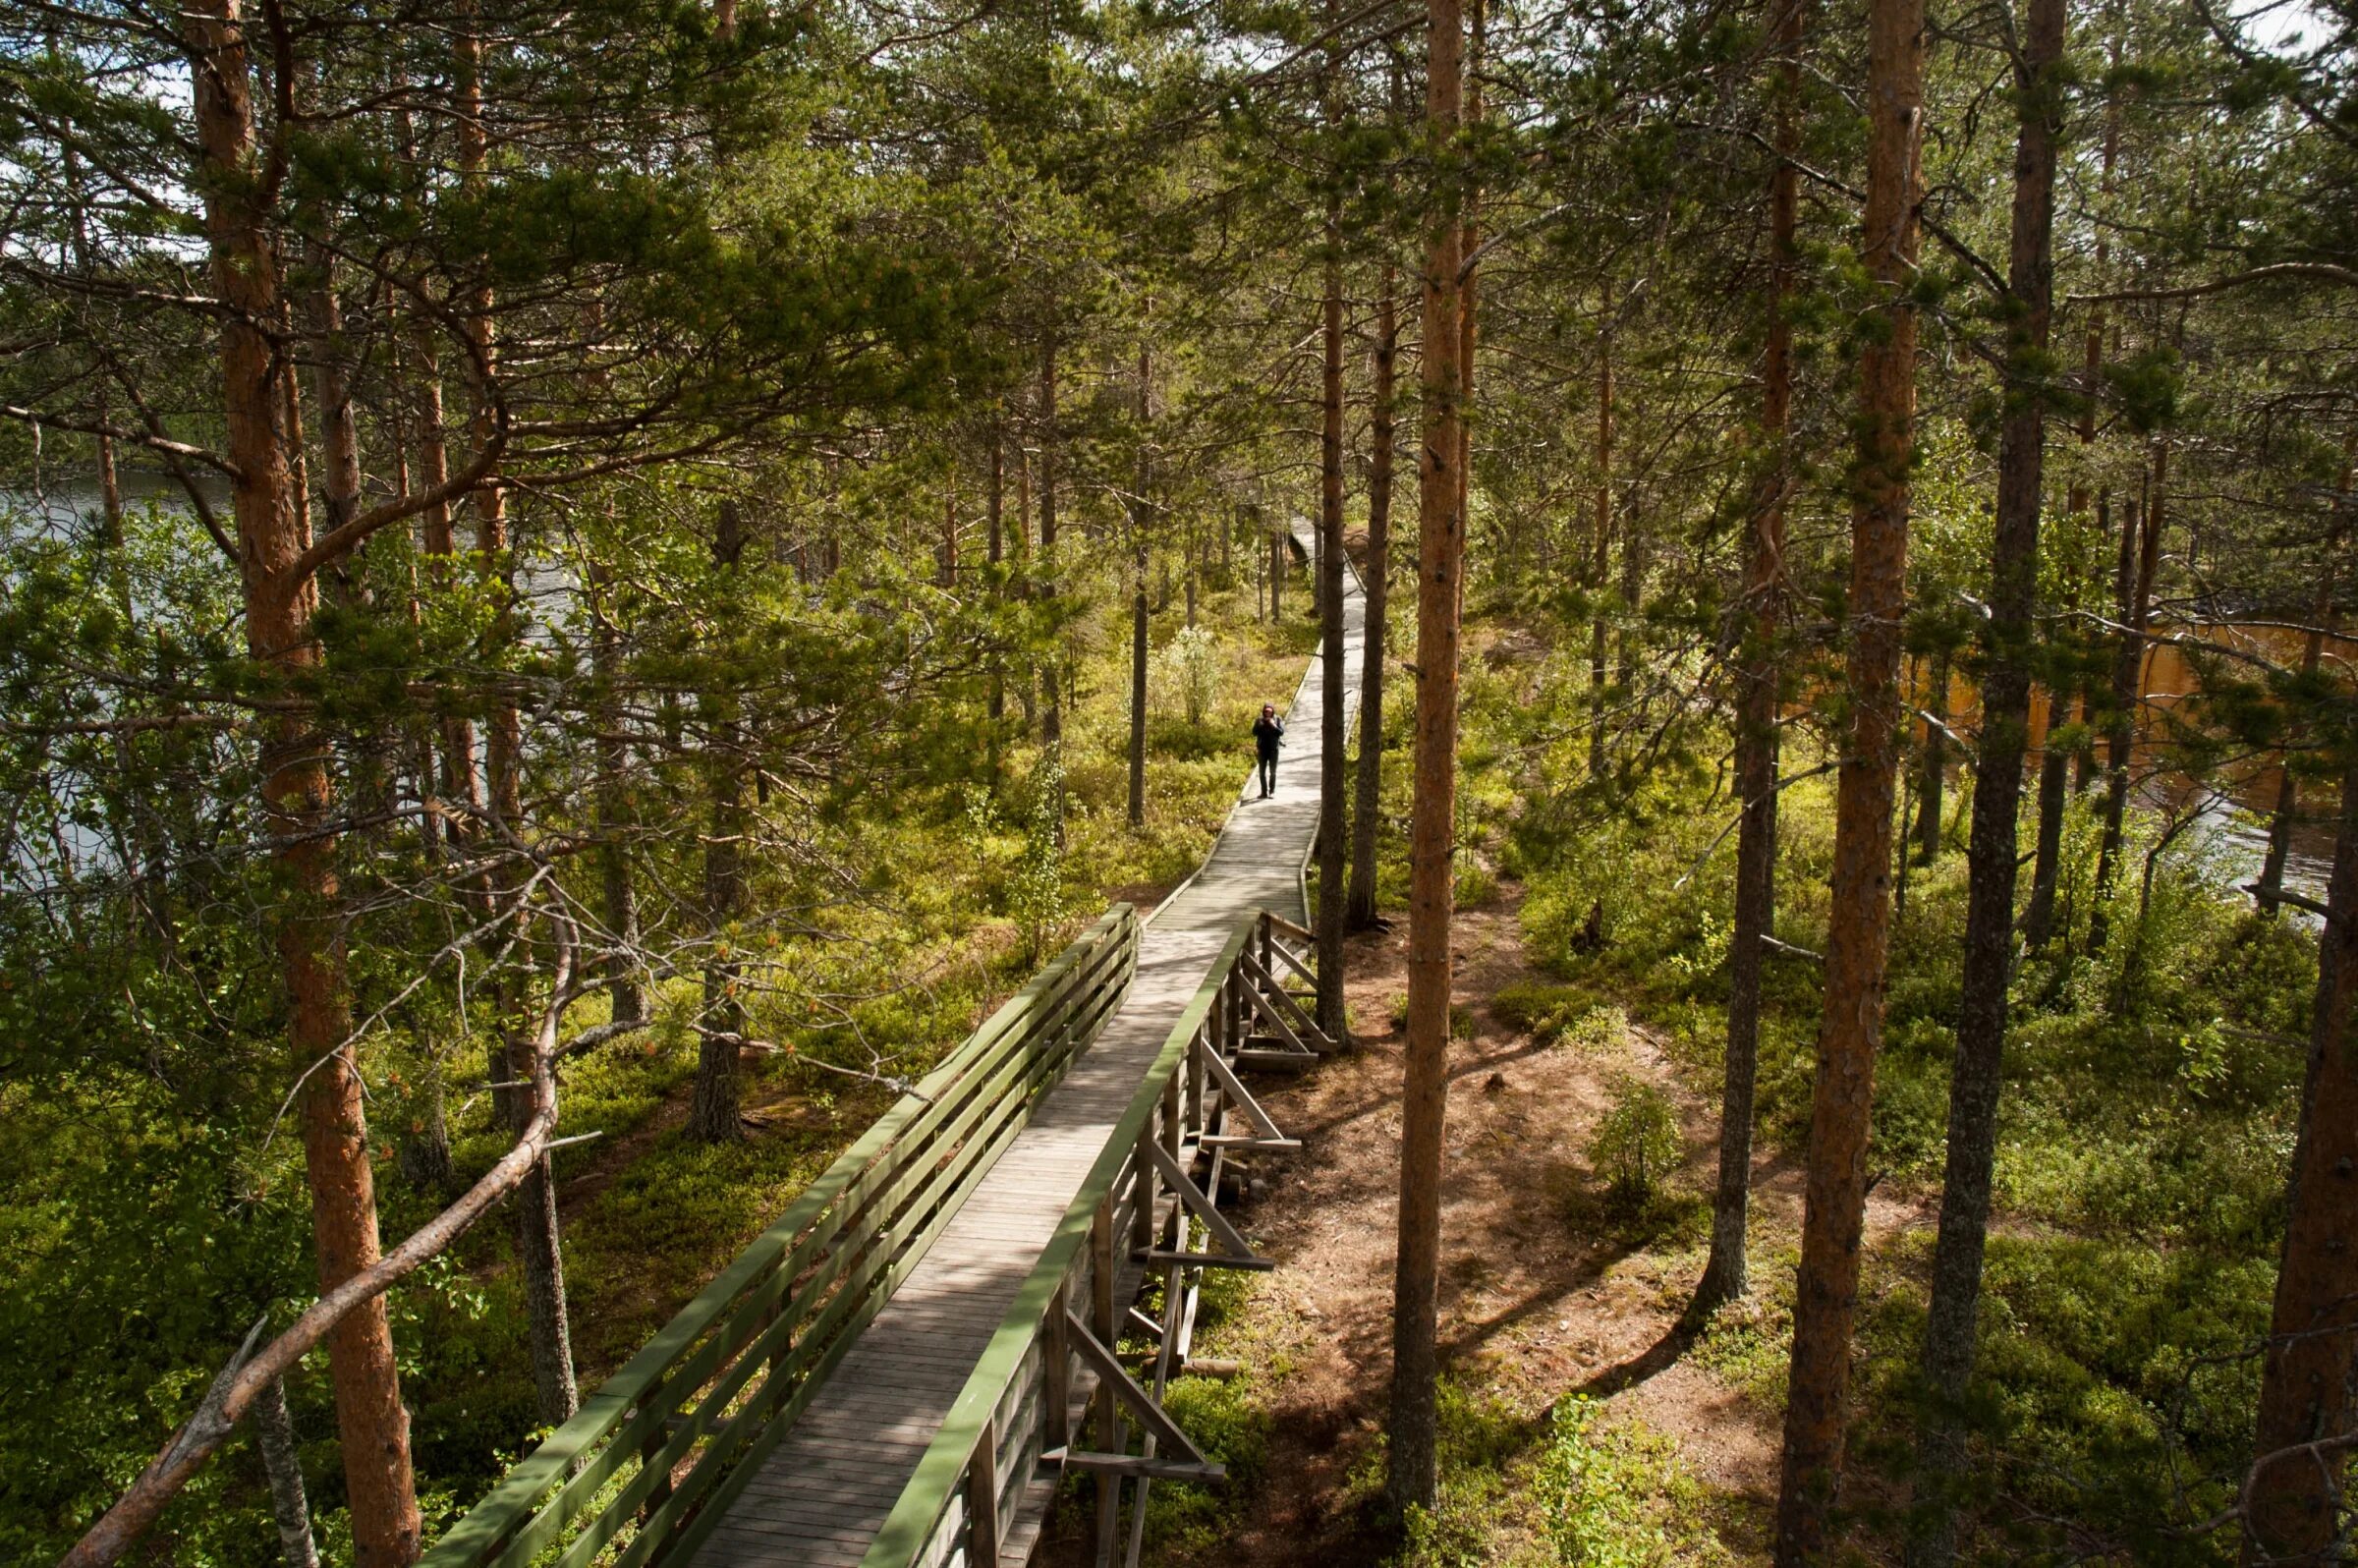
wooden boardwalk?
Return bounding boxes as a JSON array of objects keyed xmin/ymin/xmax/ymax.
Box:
[{"xmin": 693, "ymin": 522, "xmax": 1363, "ymax": 1567}]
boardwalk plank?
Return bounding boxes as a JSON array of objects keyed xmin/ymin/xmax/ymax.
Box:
[{"xmin": 692, "ymin": 521, "xmax": 1359, "ymax": 1566}]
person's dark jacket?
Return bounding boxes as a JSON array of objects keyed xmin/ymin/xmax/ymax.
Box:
[{"xmin": 1252, "ymin": 715, "xmax": 1285, "ymax": 758}]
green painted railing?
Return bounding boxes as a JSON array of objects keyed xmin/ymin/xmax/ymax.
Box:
[
  {"xmin": 860, "ymin": 914, "xmax": 1269, "ymax": 1568},
  {"xmin": 420, "ymin": 905, "xmax": 1140, "ymax": 1568}
]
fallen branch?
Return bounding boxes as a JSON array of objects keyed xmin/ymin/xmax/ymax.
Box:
[
  {"xmin": 1672, "ymin": 759, "xmax": 1842, "ymax": 890},
  {"xmin": 2243, "ymin": 882, "xmax": 2331, "ymax": 920},
  {"xmin": 59, "ymin": 923, "xmax": 581, "ymax": 1568},
  {"xmin": 2067, "ymin": 261, "xmax": 2358, "ymax": 305}
]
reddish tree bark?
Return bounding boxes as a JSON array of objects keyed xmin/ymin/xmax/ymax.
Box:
[
  {"xmin": 184, "ymin": 4, "xmax": 421, "ymax": 1562},
  {"xmin": 1773, "ymin": 0, "xmax": 1923, "ymax": 1554},
  {"xmin": 1347, "ymin": 224, "xmax": 1399, "ymax": 934},
  {"xmin": 1386, "ymin": 0, "xmax": 1463, "ymax": 1515},
  {"xmin": 2245, "ymin": 746, "xmax": 2358, "ymax": 1563},
  {"xmin": 1317, "ymin": 45, "xmax": 1349, "ymax": 1036}
]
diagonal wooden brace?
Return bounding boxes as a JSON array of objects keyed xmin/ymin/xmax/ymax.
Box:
[
  {"xmin": 1239, "ymin": 949, "xmax": 1331, "ymax": 1049},
  {"xmin": 1192, "ymin": 1036, "xmax": 1294, "ymax": 1144},
  {"xmin": 1261, "ymin": 935, "xmax": 1318, "ymax": 989},
  {"xmin": 1061, "ymin": 1310, "xmax": 1212, "ymax": 1466},
  {"xmin": 1146, "ymin": 1138, "xmax": 1267, "ymax": 1266},
  {"xmin": 1236, "ymin": 961, "xmax": 1328, "ymax": 1057},
  {"xmin": 1045, "ymin": 1449, "xmax": 1226, "ymax": 1483}
]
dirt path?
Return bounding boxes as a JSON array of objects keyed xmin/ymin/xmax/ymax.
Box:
[{"xmin": 1169, "ymin": 886, "xmax": 1933, "ymax": 1566}]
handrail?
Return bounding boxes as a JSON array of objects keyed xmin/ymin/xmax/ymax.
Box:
[
  {"xmin": 421, "ymin": 904, "xmax": 1141, "ymax": 1568},
  {"xmin": 861, "ymin": 915, "xmax": 1263, "ymax": 1568}
]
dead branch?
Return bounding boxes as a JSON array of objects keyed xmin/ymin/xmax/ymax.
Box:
[{"xmin": 57, "ymin": 921, "xmax": 581, "ymax": 1568}]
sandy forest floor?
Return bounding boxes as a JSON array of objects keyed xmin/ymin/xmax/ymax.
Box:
[{"xmin": 1047, "ymin": 885, "xmax": 1937, "ymax": 1567}]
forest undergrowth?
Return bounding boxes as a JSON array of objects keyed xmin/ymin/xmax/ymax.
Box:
[
  {"xmin": 0, "ymin": 562, "xmax": 1311, "ymax": 1562},
  {"xmin": 1090, "ymin": 609, "xmax": 2322, "ymax": 1568}
]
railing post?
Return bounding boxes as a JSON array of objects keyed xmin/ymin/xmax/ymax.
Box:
[
  {"xmin": 1046, "ymin": 1275, "xmax": 1072, "ymax": 1452},
  {"xmin": 968, "ymin": 1413, "xmax": 1002, "ymax": 1566},
  {"xmin": 1162, "ymin": 1070, "xmax": 1183, "ymax": 1251},
  {"xmin": 1132, "ymin": 1116, "xmax": 1157, "ymax": 1260},
  {"xmin": 1091, "ymin": 1193, "xmax": 1121, "ymax": 1553},
  {"xmin": 1192, "ymin": 1000, "xmax": 1212, "ymax": 1139},
  {"xmin": 1235, "ymin": 952, "xmax": 1254, "ymax": 1051}
]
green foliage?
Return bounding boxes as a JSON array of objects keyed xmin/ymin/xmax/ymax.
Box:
[
  {"xmin": 1536, "ymin": 1400, "xmax": 1736, "ymax": 1567},
  {"xmin": 1587, "ymin": 1075, "xmax": 1682, "ymax": 1201},
  {"xmin": 1151, "ymin": 624, "xmax": 1221, "ymax": 727}
]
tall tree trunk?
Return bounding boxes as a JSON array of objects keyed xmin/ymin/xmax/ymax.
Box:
[
  {"xmin": 988, "ymin": 423, "xmax": 1007, "ymax": 729},
  {"xmin": 2092, "ymin": 454, "xmax": 2164, "ymax": 952},
  {"xmin": 942, "ymin": 485, "xmax": 958, "ymax": 588},
  {"xmin": 456, "ymin": 18, "xmax": 576, "ymax": 1424},
  {"xmin": 1916, "ymin": 648, "xmax": 1950, "ymax": 864},
  {"xmin": 1905, "ymin": 0, "xmax": 2065, "ymax": 1552},
  {"xmin": 1039, "ymin": 337, "xmax": 1062, "ymax": 751},
  {"xmin": 1695, "ymin": 0, "xmax": 1803, "ymax": 1316},
  {"xmin": 1270, "ymin": 521, "xmax": 1284, "ymax": 621},
  {"xmin": 1186, "ymin": 515, "xmax": 1199, "ymax": 627},
  {"xmin": 1772, "ymin": 0, "xmax": 1922, "ymax": 1553},
  {"xmin": 590, "ymin": 557, "xmax": 644, "ymax": 1025},
  {"xmin": 187, "ymin": 5, "xmax": 421, "ymax": 1560},
  {"xmin": 693, "ymin": 500, "xmax": 750, "ymax": 1146},
  {"xmin": 1016, "ymin": 437, "xmax": 1037, "ymax": 731},
  {"xmin": 394, "ymin": 84, "xmax": 480, "ymax": 843},
  {"xmin": 1316, "ymin": 73, "xmax": 1349, "ymax": 1037},
  {"xmin": 1455, "ymin": 0, "xmax": 1484, "ymax": 618},
  {"xmin": 2257, "ymin": 441, "xmax": 2349, "ymax": 917},
  {"xmin": 1128, "ymin": 346, "xmax": 1152, "ymax": 829},
  {"xmin": 2022, "ymin": 710, "xmax": 2071, "ymax": 947},
  {"xmin": 509, "ymin": 1106, "xmax": 577, "ymax": 1423},
  {"xmin": 1387, "ymin": 0, "xmax": 1462, "ymax": 1513},
  {"xmin": 1348, "ymin": 230, "xmax": 1400, "ymax": 933},
  {"xmin": 2028, "ymin": 90, "xmax": 2115, "ymax": 938},
  {"xmin": 2243, "ymin": 747, "xmax": 2358, "ymax": 1564},
  {"xmin": 253, "ymin": 1375, "xmax": 320, "ymax": 1568},
  {"xmin": 1589, "ymin": 280, "xmax": 1614, "ymax": 780},
  {"xmin": 1129, "ymin": 529, "xmax": 1149, "ymax": 826}
]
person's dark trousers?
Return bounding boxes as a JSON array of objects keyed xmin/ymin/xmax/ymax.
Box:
[{"xmin": 1258, "ymin": 755, "xmax": 1277, "ymax": 796}]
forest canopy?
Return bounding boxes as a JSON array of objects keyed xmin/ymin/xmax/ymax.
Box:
[{"xmin": 1, "ymin": 0, "xmax": 2353, "ymax": 1560}]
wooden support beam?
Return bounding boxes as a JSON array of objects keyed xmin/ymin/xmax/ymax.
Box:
[
  {"xmin": 1262, "ymin": 936, "xmax": 1317, "ymax": 990},
  {"xmin": 1193, "ymin": 1036, "xmax": 1293, "ymax": 1143},
  {"xmin": 1239, "ymin": 949, "xmax": 1331, "ymax": 1050},
  {"xmin": 967, "ymin": 1416, "xmax": 1001, "ymax": 1565},
  {"xmin": 1132, "ymin": 1250, "xmax": 1275, "ymax": 1271},
  {"xmin": 1061, "ymin": 1311, "xmax": 1214, "ymax": 1465},
  {"xmin": 1236, "ymin": 1048, "xmax": 1316, "ymax": 1073},
  {"xmin": 1145, "ymin": 1137, "xmax": 1266, "ymax": 1268},
  {"xmin": 1044, "ymin": 1449, "xmax": 1227, "ymax": 1484},
  {"xmin": 1235, "ymin": 965, "xmax": 1321, "ymax": 1057}
]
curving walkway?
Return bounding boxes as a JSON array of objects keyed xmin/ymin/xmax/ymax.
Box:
[{"xmin": 692, "ymin": 520, "xmax": 1364, "ymax": 1566}]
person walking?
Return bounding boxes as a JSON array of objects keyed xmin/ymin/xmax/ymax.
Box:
[{"xmin": 1252, "ymin": 703, "xmax": 1286, "ymax": 799}]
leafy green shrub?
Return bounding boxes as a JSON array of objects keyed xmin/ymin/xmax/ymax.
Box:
[
  {"xmin": 1588, "ymin": 1074, "xmax": 1680, "ymax": 1200},
  {"xmin": 1536, "ymin": 1399, "xmax": 1735, "ymax": 1566},
  {"xmin": 1385, "ymin": 990, "xmax": 1477, "ymax": 1039},
  {"xmin": 1151, "ymin": 623, "xmax": 1221, "ymax": 725},
  {"xmin": 1455, "ymin": 860, "xmax": 1499, "ymax": 908},
  {"xmin": 1492, "ymin": 980, "xmax": 1590, "ymax": 1036},
  {"xmin": 1010, "ymin": 754, "xmax": 1069, "ymax": 962}
]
